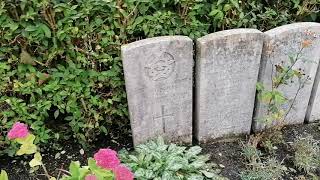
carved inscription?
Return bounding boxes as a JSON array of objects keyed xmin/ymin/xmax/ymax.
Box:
[
  {"xmin": 195, "ymin": 29, "xmax": 263, "ymax": 142},
  {"xmin": 144, "ymin": 52, "xmax": 175, "ymax": 81},
  {"xmin": 122, "ymin": 36, "xmax": 193, "ymax": 145},
  {"xmin": 153, "ymin": 105, "xmax": 174, "ymax": 133}
]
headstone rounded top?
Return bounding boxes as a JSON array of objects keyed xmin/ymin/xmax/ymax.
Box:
[
  {"xmin": 197, "ymin": 28, "xmax": 263, "ymax": 44},
  {"xmin": 121, "ymin": 35, "xmax": 193, "ymax": 145},
  {"xmin": 265, "ymin": 22, "xmax": 320, "ymax": 36},
  {"xmin": 121, "ymin": 36, "xmax": 192, "ymax": 51}
]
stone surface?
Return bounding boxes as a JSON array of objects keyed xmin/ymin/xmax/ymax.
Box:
[
  {"xmin": 254, "ymin": 22, "xmax": 320, "ymax": 131},
  {"xmin": 121, "ymin": 36, "xmax": 193, "ymax": 146},
  {"xmin": 195, "ymin": 29, "xmax": 264, "ymax": 142},
  {"xmin": 306, "ymin": 63, "xmax": 320, "ymax": 122}
]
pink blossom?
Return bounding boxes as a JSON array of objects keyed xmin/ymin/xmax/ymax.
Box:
[
  {"xmin": 113, "ymin": 165, "xmax": 134, "ymax": 180},
  {"xmin": 85, "ymin": 174, "xmax": 98, "ymax": 180},
  {"xmin": 94, "ymin": 148, "xmax": 120, "ymax": 169},
  {"xmin": 7, "ymin": 122, "xmax": 29, "ymax": 140}
]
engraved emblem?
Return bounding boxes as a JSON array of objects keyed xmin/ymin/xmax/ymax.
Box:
[{"xmin": 145, "ymin": 52, "xmax": 175, "ymax": 81}]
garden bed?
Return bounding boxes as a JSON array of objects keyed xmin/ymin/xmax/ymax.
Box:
[
  {"xmin": 203, "ymin": 122, "xmax": 320, "ymax": 179},
  {"xmin": 1, "ymin": 122, "xmax": 319, "ymax": 180}
]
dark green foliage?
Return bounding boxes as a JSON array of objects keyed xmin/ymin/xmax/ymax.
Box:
[{"xmin": 0, "ymin": 0, "xmax": 319, "ymax": 153}]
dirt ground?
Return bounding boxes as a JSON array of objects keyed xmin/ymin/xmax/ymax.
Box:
[
  {"xmin": 1, "ymin": 122, "xmax": 319, "ymax": 180},
  {"xmin": 0, "ymin": 132, "xmax": 133, "ymax": 180},
  {"xmin": 202, "ymin": 122, "xmax": 320, "ymax": 180}
]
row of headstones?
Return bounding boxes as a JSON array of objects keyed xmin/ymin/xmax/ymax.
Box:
[{"xmin": 121, "ymin": 22, "xmax": 320, "ymax": 146}]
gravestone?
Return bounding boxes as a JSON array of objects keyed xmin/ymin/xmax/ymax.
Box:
[
  {"xmin": 254, "ymin": 22, "xmax": 320, "ymax": 131},
  {"xmin": 195, "ymin": 29, "xmax": 264, "ymax": 142},
  {"xmin": 306, "ymin": 64, "xmax": 320, "ymax": 122},
  {"xmin": 121, "ymin": 36, "xmax": 193, "ymax": 146}
]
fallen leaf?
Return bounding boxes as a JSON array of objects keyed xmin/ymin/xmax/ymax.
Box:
[
  {"xmin": 29, "ymin": 152, "xmax": 42, "ymax": 167},
  {"xmin": 20, "ymin": 50, "xmax": 36, "ymax": 65}
]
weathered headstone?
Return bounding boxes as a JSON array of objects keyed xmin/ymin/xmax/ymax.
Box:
[
  {"xmin": 254, "ymin": 22, "xmax": 320, "ymax": 131},
  {"xmin": 195, "ymin": 29, "xmax": 264, "ymax": 142},
  {"xmin": 121, "ymin": 36, "xmax": 193, "ymax": 146},
  {"xmin": 306, "ymin": 64, "xmax": 320, "ymax": 122}
]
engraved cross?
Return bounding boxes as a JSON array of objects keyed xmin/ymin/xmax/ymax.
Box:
[{"xmin": 153, "ymin": 105, "xmax": 174, "ymax": 133}]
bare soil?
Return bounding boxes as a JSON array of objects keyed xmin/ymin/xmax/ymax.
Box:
[{"xmin": 202, "ymin": 122, "xmax": 320, "ymax": 179}]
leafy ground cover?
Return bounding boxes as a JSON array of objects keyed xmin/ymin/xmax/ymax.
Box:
[{"xmin": 1, "ymin": 122, "xmax": 319, "ymax": 180}]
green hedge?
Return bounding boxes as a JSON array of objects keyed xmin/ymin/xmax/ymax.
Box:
[{"xmin": 0, "ymin": 0, "xmax": 319, "ymax": 154}]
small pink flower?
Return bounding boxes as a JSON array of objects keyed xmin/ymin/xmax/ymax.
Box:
[
  {"xmin": 85, "ymin": 174, "xmax": 97, "ymax": 180},
  {"xmin": 94, "ymin": 148, "xmax": 120, "ymax": 169},
  {"xmin": 7, "ymin": 122, "xmax": 29, "ymax": 140},
  {"xmin": 113, "ymin": 165, "xmax": 134, "ymax": 180}
]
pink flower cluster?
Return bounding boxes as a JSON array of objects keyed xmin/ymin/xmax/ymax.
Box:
[
  {"xmin": 7, "ymin": 122, "xmax": 29, "ymax": 140},
  {"xmin": 7, "ymin": 123, "xmax": 133, "ymax": 180},
  {"xmin": 93, "ymin": 148, "xmax": 134, "ymax": 180},
  {"xmin": 94, "ymin": 149, "xmax": 120, "ymax": 169},
  {"xmin": 85, "ymin": 174, "xmax": 97, "ymax": 180}
]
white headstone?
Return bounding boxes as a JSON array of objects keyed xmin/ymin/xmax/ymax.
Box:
[
  {"xmin": 254, "ymin": 22, "xmax": 320, "ymax": 131},
  {"xmin": 121, "ymin": 36, "xmax": 193, "ymax": 146},
  {"xmin": 195, "ymin": 29, "xmax": 264, "ymax": 142}
]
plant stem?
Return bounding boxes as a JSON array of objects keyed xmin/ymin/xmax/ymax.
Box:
[
  {"xmin": 41, "ymin": 163, "xmax": 51, "ymax": 180},
  {"xmin": 274, "ymin": 47, "xmax": 304, "ymax": 89},
  {"xmin": 57, "ymin": 168, "xmax": 71, "ymax": 176},
  {"xmin": 284, "ymin": 78, "xmax": 307, "ymax": 120}
]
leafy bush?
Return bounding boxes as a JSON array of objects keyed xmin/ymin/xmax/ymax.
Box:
[
  {"xmin": 240, "ymin": 144, "xmax": 287, "ymax": 180},
  {"xmin": 1, "ymin": 0, "xmax": 319, "ymax": 153},
  {"xmin": 119, "ymin": 137, "xmax": 226, "ymax": 180},
  {"xmin": 292, "ymin": 135, "xmax": 320, "ymax": 175}
]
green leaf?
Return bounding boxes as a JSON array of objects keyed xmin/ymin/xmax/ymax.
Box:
[
  {"xmin": 201, "ymin": 170, "xmax": 216, "ymax": 178},
  {"xmin": 187, "ymin": 174, "xmax": 203, "ymax": 180},
  {"xmin": 16, "ymin": 143, "xmax": 37, "ymax": 155},
  {"xmin": 88, "ymin": 158, "xmax": 113, "ymax": 179},
  {"xmin": 78, "ymin": 168, "xmax": 90, "ymax": 179},
  {"xmin": 129, "ymin": 155, "xmax": 139, "ymax": 162},
  {"xmin": 223, "ymin": 4, "xmax": 232, "ymax": 12},
  {"xmin": 217, "ymin": 0, "xmax": 225, "ymax": 6},
  {"xmin": 273, "ymin": 91, "xmax": 286, "ymax": 104},
  {"xmin": 29, "ymin": 152, "xmax": 42, "ymax": 167},
  {"xmin": 256, "ymin": 82, "xmax": 264, "ymax": 91},
  {"xmin": 209, "ymin": 9, "xmax": 221, "ymax": 16},
  {"xmin": 0, "ymin": 170, "xmax": 8, "ymax": 180},
  {"xmin": 134, "ymin": 16, "xmax": 144, "ymax": 25},
  {"xmin": 190, "ymin": 159, "xmax": 206, "ymax": 169},
  {"xmin": 54, "ymin": 109, "xmax": 59, "ymax": 119},
  {"xmin": 67, "ymin": 161, "xmax": 90, "ymax": 179},
  {"xmin": 167, "ymin": 157, "xmax": 187, "ymax": 171},
  {"xmin": 25, "ymin": 25, "xmax": 37, "ymax": 32},
  {"xmin": 261, "ymin": 91, "xmax": 272, "ymax": 103},
  {"xmin": 186, "ymin": 146, "xmax": 202, "ymax": 158},
  {"xmin": 16, "ymin": 134, "xmax": 35, "ymax": 144},
  {"xmin": 310, "ymin": 13, "xmax": 317, "ymax": 21},
  {"xmin": 39, "ymin": 23, "xmax": 51, "ymax": 38},
  {"xmin": 288, "ymin": 54, "xmax": 295, "ymax": 65},
  {"xmin": 69, "ymin": 161, "xmax": 80, "ymax": 177},
  {"xmin": 230, "ymin": 0, "xmax": 240, "ymax": 10}
]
